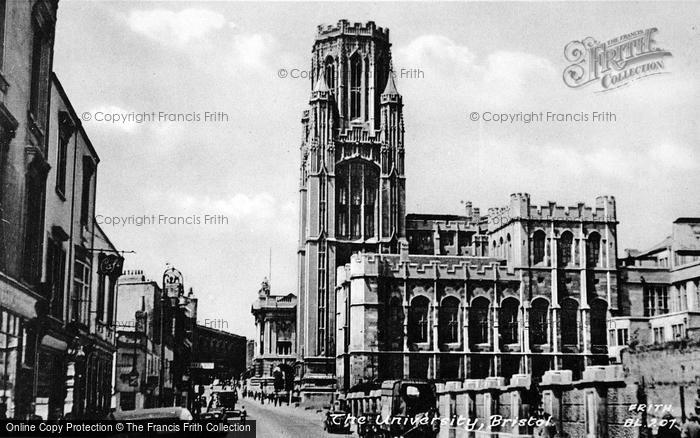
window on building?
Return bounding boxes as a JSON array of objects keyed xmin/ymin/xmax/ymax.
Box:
[
  {"xmin": 608, "ymin": 329, "xmax": 616, "ymax": 346},
  {"xmin": 317, "ymin": 241, "xmax": 326, "ymax": 355},
  {"xmin": 530, "ymin": 298, "xmax": 549, "ymax": 346},
  {"xmin": 80, "ymin": 157, "xmax": 94, "ymax": 226},
  {"xmin": 672, "ymin": 324, "xmax": 685, "ymax": 340},
  {"xmin": 349, "ymin": 54, "xmax": 362, "ymax": 120},
  {"xmin": 680, "ymin": 284, "xmax": 688, "ymax": 311},
  {"xmin": 106, "ymin": 277, "xmax": 116, "ymax": 325},
  {"xmin": 408, "ymin": 296, "xmax": 430, "ymax": 344},
  {"xmin": 119, "ymin": 353, "xmax": 134, "ymax": 367},
  {"xmin": 586, "ymin": 232, "xmax": 601, "ymax": 267},
  {"xmin": 276, "ymin": 341, "xmax": 292, "ymax": 355},
  {"xmin": 643, "ymin": 285, "xmax": 669, "ymax": 316},
  {"xmin": 363, "ymin": 58, "xmax": 369, "ymax": 121},
  {"xmin": 408, "ymin": 231, "xmax": 433, "ymax": 255},
  {"xmin": 22, "ymin": 160, "xmax": 47, "ymax": 284},
  {"xmin": 558, "ymin": 231, "xmax": 573, "ymax": 267},
  {"xmin": 56, "ymin": 111, "xmax": 73, "ymax": 196},
  {"xmin": 439, "ymin": 297, "xmax": 460, "ymax": 344},
  {"xmin": 506, "ymin": 234, "xmax": 512, "ymax": 265},
  {"xmin": 560, "ymin": 298, "xmax": 579, "ymax": 349},
  {"xmin": 499, "ymin": 298, "xmax": 519, "ymax": 345},
  {"xmin": 469, "ymin": 297, "xmax": 490, "ymax": 346},
  {"xmin": 335, "ymin": 162, "xmax": 378, "ymax": 240},
  {"xmin": 72, "ymin": 252, "xmax": 91, "ymax": 325},
  {"xmin": 0, "ymin": 0, "xmax": 6, "ymax": 72},
  {"xmin": 46, "ymin": 238, "xmax": 66, "ymax": 320},
  {"xmin": 533, "ymin": 230, "xmax": 546, "ymax": 265},
  {"xmin": 387, "ymin": 297, "xmax": 404, "ymax": 349},
  {"xmin": 590, "ymin": 299, "xmax": 608, "ymax": 347},
  {"xmin": 653, "ymin": 327, "xmax": 665, "ymax": 344},
  {"xmin": 0, "ymin": 310, "xmax": 20, "ymax": 418},
  {"xmin": 96, "ymin": 273, "xmax": 106, "ymax": 322},
  {"xmin": 28, "ymin": 5, "xmax": 53, "ymax": 131},
  {"xmin": 324, "ymin": 56, "xmax": 335, "ymax": 90},
  {"xmin": 616, "ymin": 328, "xmax": 629, "ymax": 346},
  {"xmin": 374, "ymin": 56, "xmax": 386, "ymax": 125}
]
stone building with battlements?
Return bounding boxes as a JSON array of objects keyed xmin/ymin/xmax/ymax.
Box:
[{"xmin": 295, "ymin": 19, "xmax": 621, "ymax": 403}]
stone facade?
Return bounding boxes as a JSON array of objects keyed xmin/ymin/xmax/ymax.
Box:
[
  {"xmin": 293, "ymin": 20, "xmax": 618, "ymax": 398},
  {"xmin": 336, "ymin": 195, "xmax": 618, "ymax": 391},
  {"xmin": 296, "ymin": 20, "xmax": 405, "ymax": 404},
  {"xmin": 0, "ymin": 0, "xmax": 59, "ymax": 420},
  {"xmin": 249, "ymin": 279, "xmax": 297, "ymax": 397},
  {"xmin": 613, "ymin": 218, "xmax": 700, "ymax": 354}
]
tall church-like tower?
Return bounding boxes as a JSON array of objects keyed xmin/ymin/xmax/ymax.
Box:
[{"xmin": 297, "ymin": 20, "xmax": 405, "ymax": 403}]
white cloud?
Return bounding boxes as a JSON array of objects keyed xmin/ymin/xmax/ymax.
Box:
[
  {"xmin": 128, "ymin": 8, "xmax": 226, "ymax": 47},
  {"xmin": 175, "ymin": 192, "xmax": 279, "ymax": 222},
  {"xmin": 396, "ymin": 35, "xmax": 556, "ymax": 107},
  {"xmin": 87, "ymin": 105, "xmax": 141, "ymax": 133},
  {"xmin": 647, "ymin": 143, "xmax": 698, "ymax": 170},
  {"xmin": 231, "ymin": 33, "xmax": 276, "ymax": 69}
]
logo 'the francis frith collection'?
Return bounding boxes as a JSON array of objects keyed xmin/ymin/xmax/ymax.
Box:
[{"xmin": 563, "ymin": 28, "xmax": 672, "ymax": 91}]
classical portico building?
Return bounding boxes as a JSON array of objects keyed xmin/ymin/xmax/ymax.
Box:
[{"xmin": 250, "ymin": 279, "xmax": 297, "ymax": 396}]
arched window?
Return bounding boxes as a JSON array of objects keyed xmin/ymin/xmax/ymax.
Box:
[
  {"xmin": 558, "ymin": 231, "xmax": 573, "ymax": 267},
  {"xmin": 506, "ymin": 234, "xmax": 512, "ymax": 264},
  {"xmin": 408, "ymin": 296, "xmax": 430, "ymax": 344},
  {"xmin": 499, "ymin": 297, "xmax": 519, "ymax": 345},
  {"xmin": 533, "ymin": 230, "xmax": 546, "ymax": 265},
  {"xmin": 561, "ymin": 298, "xmax": 579, "ymax": 349},
  {"xmin": 387, "ymin": 297, "xmax": 404, "ymax": 350},
  {"xmin": 336, "ymin": 162, "xmax": 378, "ymax": 240},
  {"xmin": 590, "ymin": 299, "xmax": 608, "ymax": 347},
  {"xmin": 324, "ymin": 56, "xmax": 335, "ymax": 91},
  {"xmin": 530, "ymin": 298, "xmax": 549, "ymax": 346},
  {"xmin": 586, "ymin": 232, "xmax": 601, "ymax": 267},
  {"xmin": 349, "ymin": 54, "xmax": 362, "ymax": 120},
  {"xmin": 439, "ymin": 297, "xmax": 460, "ymax": 344},
  {"xmin": 364, "ymin": 57, "xmax": 370, "ymax": 121},
  {"xmin": 469, "ymin": 297, "xmax": 490, "ymax": 346},
  {"xmin": 374, "ymin": 56, "xmax": 386, "ymax": 125}
]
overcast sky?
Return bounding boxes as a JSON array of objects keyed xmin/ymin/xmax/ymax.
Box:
[{"xmin": 53, "ymin": 1, "xmax": 700, "ymax": 339}]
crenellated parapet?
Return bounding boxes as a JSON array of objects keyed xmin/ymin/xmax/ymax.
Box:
[
  {"xmin": 315, "ymin": 19, "xmax": 390, "ymax": 43},
  {"xmin": 487, "ymin": 194, "xmax": 617, "ymax": 231},
  {"xmin": 342, "ymin": 252, "xmax": 520, "ymax": 282}
]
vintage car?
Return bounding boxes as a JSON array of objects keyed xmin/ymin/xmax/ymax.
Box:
[{"xmin": 350, "ymin": 380, "xmax": 440, "ymax": 438}]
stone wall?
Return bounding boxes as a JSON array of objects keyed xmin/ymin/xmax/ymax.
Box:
[
  {"xmin": 435, "ymin": 366, "xmax": 643, "ymax": 438},
  {"xmin": 623, "ymin": 343, "xmax": 700, "ymax": 420}
]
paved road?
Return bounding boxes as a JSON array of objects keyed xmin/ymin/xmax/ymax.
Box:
[{"xmin": 230, "ymin": 399, "xmax": 354, "ymax": 438}]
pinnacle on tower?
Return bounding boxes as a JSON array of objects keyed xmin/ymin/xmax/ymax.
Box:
[
  {"xmin": 313, "ymin": 68, "xmax": 330, "ymax": 93},
  {"xmin": 382, "ymin": 69, "xmax": 399, "ymax": 96}
]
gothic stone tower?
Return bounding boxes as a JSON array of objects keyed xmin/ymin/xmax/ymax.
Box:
[{"xmin": 297, "ymin": 20, "xmax": 405, "ymax": 404}]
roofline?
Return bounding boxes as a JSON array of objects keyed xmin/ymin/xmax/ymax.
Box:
[
  {"xmin": 196, "ymin": 323, "xmax": 246, "ymax": 341},
  {"xmin": 51, "ymin": 73, "xmax": 100, "ymax": 164},
  {"xmin": 93, "ymin": 221, "xmax": 119, "ymax": 253},
  {"xmin": 674, "ymin": 217, "xmax": 700, "ymax": 224}
]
